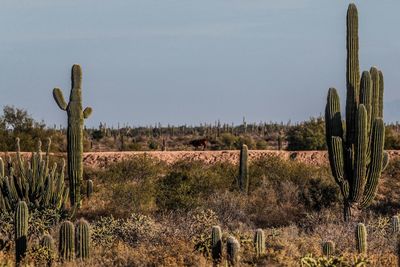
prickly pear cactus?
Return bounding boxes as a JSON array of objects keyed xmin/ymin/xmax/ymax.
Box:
[
  {"xmin": 53, "ymin": 64, "xmax": 92, "ymax": 208},
  {"xmin": 15, "ymin": 201, "xmax": 29, "ymax": 263},
  {"xmin": 75, "ymin": 219, "xmax": 90, "ymax": 260},
  {"xmin": 59, "ymin": 220, "xmax": 75, "ymax": 261},
  {"xmin": 211, "ymin": 225, "xmax": 222, "ymax": 264}
]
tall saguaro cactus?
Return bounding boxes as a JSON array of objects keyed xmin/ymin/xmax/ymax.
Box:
[
  {"xmin": 325, "ymin": 3, "xmax": 388, "ymax": 221},
  {"xmin": 53, "ymin": 64, "xmax": 92, "ymax": 208}
]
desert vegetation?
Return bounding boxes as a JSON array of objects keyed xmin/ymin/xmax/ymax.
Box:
[{"xmin": 1, "ymin": 2, "xmax": 400, "ymax": 267}]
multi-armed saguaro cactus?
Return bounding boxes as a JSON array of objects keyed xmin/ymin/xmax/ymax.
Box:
[
  {"xmin": 0, "ymin": 138, "xmax": 68, "ymax": 213},
  {"xmin": 15, "ymin": 201, "xmax": 29, "ymax": 264},
  {"xmin": 325, "ymin": 3, "xmax": 388, "ymax": 221},
  {"xmin": 53, "ymin": 64, "xmax": 92, "ymax": 208},
  {"xmin": 211, "ymin": 226, "xmax": 222, "ymax": 264},
  {"xmin": 356, "ymin": 223, "xmax": 367, "ymax": 254},
  {"xmin": 59, "ymin": 220, "xmax": 75, "ymax": 261},
  {"xmin": 322, "ymin": 241, "xmax": 335, "ymax": 258},
  {"xmin": 238, "ymin": 144, "xmax": 249, "ymax": 194},
  {"xmin": 254, "ymin": 229, "xmax": 266, "ymax": 258},
  {"xmin": 75, "ymin": 219, "xmax": 90, "ymax": 260},
  {"xmin": 226, "ymin": 236, "xmax": 240, "ymax": 266}
]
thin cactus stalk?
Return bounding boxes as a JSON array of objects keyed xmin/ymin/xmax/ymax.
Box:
[
  {"xmin": 211, "ymin": 226, "xmax": 222, "ymax": 264},
  {"xmin": 238, "ymin": 144, "xmax": 249, "ymax": 194},
  {"xmin": 226, "ymin": 236, "xmax": 240, "ymax": 266},
  {"xmin": 59, "ymin": 221, "xmax": 75, "ymax": 261},
  {"xmin": 392, "ymin": 215, "xmax": 400, "ymax": 234},
  {"xmin": 53, "ymin": 64, "xmax": 92, "ymax": 208},
  {"xmin": 254, "ymin": 228, "xmax": 266, "ymax": 258},
  {"xmin": 75, "ymin": 219, "xmax": 90, "ymax": 260},
  {"xmin": 356, "ymin": 223, "xmax": 367, "ymax": 254},
  {"xmin": 325, "ymin": 4, "xmax": 387, "ymax": 221},
  {"xmin": 15, "ymin": 201, "xmax": 29, "ymax": 264},
  {"xmin": 86, "ymin": 180, "xmax": 93, "ymax": 199},
  {"xmin": 322, "ymin": 241, "xmax": 335, "ymax": 258}
]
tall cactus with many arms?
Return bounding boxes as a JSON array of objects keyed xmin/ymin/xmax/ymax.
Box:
[
  {"xmin": 53, "ymin": 64, "xmax": 92, "ymax": 208},
  {"xmin": 325, "ymin": 3, "xmax": 388, "ymax": 221}
]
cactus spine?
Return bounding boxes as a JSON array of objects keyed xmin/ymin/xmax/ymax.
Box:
[
  {"xmin": 86, "ymin": 180, "xmax": 93, "ymax": 199},
  {"xmin": 356, "ymin": 223, "xmax": 367, "ymax": 254},
  {"xmin": 15, "ymin": 201, "xmax": 29, "ymax": 263},
  {"xmin": 75, "ymin": 219, "xmax": 90, "ymax": 260},
  {"xmin": 59, "ymin": 221, "xmax": 75, "ymax": 261},
  {"xmin": 392, "ymin": 215, "xmax": 400, "ymax": 234},
  {"xmin": 53, "ymin": 64, "xmax": 92, "ymax": 208},
  {"xmin": 238, "ymin": 144, "xmax": 249, "ymax": 193},
  {"xmin": 325, "ymin": 4, "xmax": 387, "ymax": 221},
  {"xmin": 226, "ymin": 236, "xmax": 240, "ymax": 266},
  {"xmin": 211, "ymin": 226, "xmax": 222, "ymax": 264},
  {"xmin": 322, "ymin": 241, "xmax": 334, "ymax": 258},
  {"xmin": 254, "ymin": 228, "xmax": 266, "ymax": 258}
]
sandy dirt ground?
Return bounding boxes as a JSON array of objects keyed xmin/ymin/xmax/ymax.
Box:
[
  {"xmin": 2, "ymin": 150, "xmax": 400, "ymax": 169},
  {"xmin": 81, "ymin": 150, "xmax": 400, "ymax": 168}
]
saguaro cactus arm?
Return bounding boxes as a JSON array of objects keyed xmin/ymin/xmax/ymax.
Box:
[
  {"xmin": 53, "ymin": 88, "xmax": 68, "ymax": 110},
  {"xmin": 83, "ymin": 107, "xmax": 93, "ymax": 119}
]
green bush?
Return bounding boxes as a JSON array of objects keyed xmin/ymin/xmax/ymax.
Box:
[
  {"xmin": 156, "ymin": 161, "xmax": 235, "ymax": 210},
  {"xmin": 286, "ymin": 117, "xmax": 326, "ymax": 151}
]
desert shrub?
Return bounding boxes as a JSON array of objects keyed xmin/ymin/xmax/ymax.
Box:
[
  {"xmin": 385, "ymin": 126, "xmax": 400, "ymax": 149},
  {"xmin": 234, "ymin": 135, "xmax": 255, "ymax": 149},
  {"xmin": 219, "ymin": 133, "xmax": 238, "ymax": 149},
  {"xmin": 256, "ymin": 139, "xmax": 268, "ymax": 149},
  {"xmin": 156, "ymin": 160, "xmax": 236, "ymax": 210},
  {"xmin": 286, "ymin": 117, "xmax": 326, "ymax": 151}
]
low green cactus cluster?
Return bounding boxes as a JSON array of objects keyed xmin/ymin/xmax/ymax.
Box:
[{"xmin": 0, "ymin": 138, "xmax": 68, "ymax": 213}]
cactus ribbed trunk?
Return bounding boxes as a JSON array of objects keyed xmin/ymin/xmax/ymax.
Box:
[
  {"xmin": 325, "ymin": 4, "xmax": 387, "ymax": 222},
  {"xmin": 226, "ymin": 236, "xmax": 240, "ymax": 266},
  {"xmin": 75, "ymin": 219, "xmax": 90, "ymax": 260},
  {"xmin": 238, "ymin": 144, "xmax": 249, "ymax": 194},
  {"xmin": 254, "ymin": 229, "xmax": 265, "ymax": 258},
  {"xmin": 15, "ymin": 201, "xmax": 28, "ymax": 264},
  {"xmin": 211, "ymin": 226, "xmax": 222, "ymax": 265},
  {"xmin": 356, "ymin": 223, "xmax": 367, "ymax": 254},
  {"xmin": 53, "ymin": 65, "xmax": 92, "ymax": 208},
  {"xmin": 59, "ymin": 221, "xmax": 75, "ymax": 261}
]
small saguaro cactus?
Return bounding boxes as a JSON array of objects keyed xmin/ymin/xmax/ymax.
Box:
[
  {"xmin": 325, "ymin": 3, "xmax": 388, "ymax": 221},
  {"xmin": 322, "ymin": 241, "xmax": 335, "ymax": 258},
  {"xmin": 53, "ymin": 64, "xmax": 92, "ymax": 208},
  {"xmin": 226, "ymin": 236, "xmax": 240, "ymax": 266},
  {"xmin": 238, "ymin": 144, "xmax": 249, "ymax": 193},
  {"xmin": 75, "ymin": 219, "xmax": 90, "ymax": 260},
  {"xmin": 211, "ymin": 226, "xmax": 222, "ymax": 264},
  {"xmin": 356, "ymin": 223, "xmax": 367, "ymax": 254},
  {"xmin": 86, "ymin": 180, "xmax": 93, "ymax": 199},
  {"xmin": 59, "ymin": 221, "xmax": 75, "ymax": 261},
  {"xmin": 254, "ymin": 228, "xmax": 266, "ymax": 258},
  {"xmin": 392, "ymin": 215, "xmax": 400, "ymax": 234},
  {"xmin": 15, "ymin": 201, "xmax": 29, "ymax": 264},
  {"xmin": 41, "ymin": 234, "xmax": 55, "ymax": 252}
]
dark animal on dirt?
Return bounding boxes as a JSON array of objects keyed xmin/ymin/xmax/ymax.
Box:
[{"xmin": 189, "ymin": 138, "xmax": 208, "ymax": 150}]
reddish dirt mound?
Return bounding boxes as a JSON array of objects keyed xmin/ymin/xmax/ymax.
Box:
[{"xmin": 2, "ymin": 150, "xmax": 399, "ymax": 169}]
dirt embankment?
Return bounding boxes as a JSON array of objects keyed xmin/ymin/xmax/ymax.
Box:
[{"xmin": 2, "ymin": 150, "xmax": 400, "ymax": 169}]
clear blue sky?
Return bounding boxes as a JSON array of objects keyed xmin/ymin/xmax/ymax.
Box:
[{"xmin": 1, "ymin": 0, "xmax": 399, "ymax": 127}]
